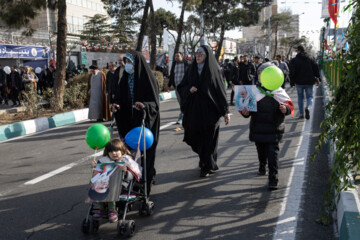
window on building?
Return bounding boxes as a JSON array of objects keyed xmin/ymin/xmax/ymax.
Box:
[{"xmin": 92, "ymin": 60, "xmax": 97, "ymax": 66}]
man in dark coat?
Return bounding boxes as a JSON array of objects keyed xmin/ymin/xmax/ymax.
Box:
[
  {"xmin": 177, "ymin": 45, "xmax": 230, "ymax": 178},
  {"xmin": 7, "ymin": 66, "xmax": 22, "ymax": 106},
  {"xmin": 229, "ymin": 56, "xmax": 240, "ymax": 106},
  {"xmin": 168, "ymin": 52, "xmax": 189, "ymax": 124},
  {"xmin": 112, "ymin": 52, "xmax": 160, "ymax": 195},
  {"xmin": 0, "ymin": 65, "xmax": 8, "ymax": 105},
  {"xmin": 238, "ymin": 55, "xmax": 256, "ymax": 85},
  {"xmin": 112, "ymin": 56, "xmax": 125, "ymax": 103},
  {"xmin": 106, "ymin": 62, "xmax": 116, "ymax": 104},
  {"xmin": 289, "ymin": 45, "xmax": 321, "ymax": 119}
]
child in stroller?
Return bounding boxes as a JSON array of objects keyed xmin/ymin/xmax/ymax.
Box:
[
  {"xmin": 90, "ymin": 139, "xmax": 141, "ymax": 222},
  {"xmin": 82, "ymin": 138, "xmax": 153, "ymax": 237}
]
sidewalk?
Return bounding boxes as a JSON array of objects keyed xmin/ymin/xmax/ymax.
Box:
[
  {"xmin": 0, "ymin": 90, "xmax": 177, "ymax": 142},
  {"xmin": 321, "ymin": 70, "xmax": 360, "ymax": 240}
]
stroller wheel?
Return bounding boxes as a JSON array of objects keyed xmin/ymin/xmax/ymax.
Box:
[
  {"xmin": 81, "ymin": 218, "xmax": 90, "ymax": 234},
  {"xmin": 125, "ymin": 220, "xmax": 136, "ymax": 236},
  {"xmin": 90, "ymin": 219, "xmax": 100, "ymax": 233},
  {"xmin": 118, "ymin": 220, "xmax": 136, "ymax": 237}
]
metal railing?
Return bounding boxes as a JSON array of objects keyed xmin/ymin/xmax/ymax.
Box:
[{"xmin": 322, "ymin": 60, "xmax": 343, "ymax": 90}]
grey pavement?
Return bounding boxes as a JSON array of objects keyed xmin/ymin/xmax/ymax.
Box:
[{"xmin": 0, "ymin": 86, "xmax": 335, "ymax": 240}]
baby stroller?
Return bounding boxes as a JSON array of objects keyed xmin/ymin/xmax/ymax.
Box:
[{"xmin": 81, "ymin": 110, "xmax": 154, "ymax": 237}]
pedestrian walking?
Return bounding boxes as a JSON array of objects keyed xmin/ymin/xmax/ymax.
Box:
[
  {"xmin": 276, "ymin": 55, "xmax": 289, "ymax": 88},
  {"xmin": 289, "ymin": 45, "xmax": 321, "ymax": 119},
  {"xmin": 240, "ymin": 62, "xmax": 294, "ymax": 189},
  {"xmin": 168, "ymin": 51, "xmax": 189, "ymax": 124},
  {"xmin": 0, "ymin": 65, "xmax": 8, "ymax": 105},
  {"xmin": 106, "ymin": 62, "xmax": 116, "ymax": 104},
  {"xmin": 238, "ymin": 55, "xmax": 256, "ymax": 85},
  {"xmin": 87, "ymin": 65, "xmax": 111, "ymax": 122},
  {"xmin": 229, "ymin": 56, "xmax": 240, "ymax": 106},
  {"xmin": 177, "ymin": 45, "xmax": 230, "ymax": 178},
  {"xmin": 22, "ymin": 66, "xmax": 38, "ymax": 92},
  {"xmin": 111, "ymin": 52, "xmax": 160, "ymax": 195},
  {"xmin": 113, "ymin": 56, "xmax": 125, "ymax": 104},
  {"xmin": 253, "ymin": 55, "xmax": 262, "ymax": 85},
  {"xmin": 7, "ymin": 66, "xmax": 22, "ymax": 106}
]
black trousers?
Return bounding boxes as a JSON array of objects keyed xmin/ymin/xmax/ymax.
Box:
[
  {"xmin": 0, "ymin": 86, "xmax": 7, "ymax": 103},
  {"xmin": 10, "ymin": 87, "xmax": 19, "ymax": 104},
  {"xmin": 255, "ymin": 142, "xmax": 279, "ymax": 181}
]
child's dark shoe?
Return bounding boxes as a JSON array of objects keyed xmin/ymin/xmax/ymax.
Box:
[{"xmin": 108, "ymin": 209, "xmax": 118, "ymax": 223}]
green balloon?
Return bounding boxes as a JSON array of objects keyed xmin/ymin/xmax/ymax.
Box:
[
  {"xmin": 85, "ymin": 124, "xmax": 111, "ymax": 150},
  {"xmin": 260, "ymin": 66, "xmax": 284, "ymax": 91}
]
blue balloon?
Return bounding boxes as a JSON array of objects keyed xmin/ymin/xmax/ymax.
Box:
[{"xmin": 125, "ymin": 127, "xmax": 154, "ymax": 150}]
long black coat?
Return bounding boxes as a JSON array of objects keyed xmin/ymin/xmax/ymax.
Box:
[
  {"xmin": 178, "ymin": 45, "xmax": 228, "ymax": 153},
  {"xmin": 113, "ymin": 52, "xmax": 160, "ymax": 191}
]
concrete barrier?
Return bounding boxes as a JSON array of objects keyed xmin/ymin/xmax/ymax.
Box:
[{"xmin": 0, "ymin": 91, "xmax": 176, "ymax": 142}]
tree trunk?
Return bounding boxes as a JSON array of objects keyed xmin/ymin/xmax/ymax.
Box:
[
  {"xmin": 215, "ymin": 23, "xmax": 226, "ymax": 61},
  {"xmin": 174, "ymin": 1, "xmax": 186, "ymax": 59},
  {"xmin": 52, "ymin": 0, "xmax": 67, "ymax": 111},
  {"xmin": 136, "ymin": 0, "xmax": 151, "ymax": 51},
  {"xmin": 149, "ymin": 1, "xmax": 156, "ymax": 70}
]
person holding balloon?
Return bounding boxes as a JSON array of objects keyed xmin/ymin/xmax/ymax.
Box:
[
  {"xmin": 241, "ymin": 62, "xmax": 294, "ymax": 190},
  {"xmin": 111, "ymin": 52, "xmax": 160, "ymax": 195}
]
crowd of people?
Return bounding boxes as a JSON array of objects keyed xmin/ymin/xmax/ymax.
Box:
[{"xmin": 0, "ymin": 64, "xmax": 56, "ymax": 106}]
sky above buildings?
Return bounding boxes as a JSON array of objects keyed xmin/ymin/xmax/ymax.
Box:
[{"xmin": 153, "ymin": 0, "xmax": 352, "ymax": 52}]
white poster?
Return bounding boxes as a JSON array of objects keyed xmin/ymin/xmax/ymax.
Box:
[{"xmin": 321, "ymin": 0, "xmax": 330, "ymax": 18}]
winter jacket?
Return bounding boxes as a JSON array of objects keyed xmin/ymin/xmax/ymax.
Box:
[
  {"xmin": 238, "ymin": 61, "xmax": 256, "ymax": 85},
  {"xmin": 244, "ymin": 96, "xmax": 290, "ymax": 143},
  {"xmin": 289, "ymin": 53, "xmax": 320, "ymax": 86}
]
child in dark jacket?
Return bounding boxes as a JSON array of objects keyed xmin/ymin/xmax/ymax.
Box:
[{"xmin": 241, "ymin": 62, "xmax": 294, "ymax": 189}]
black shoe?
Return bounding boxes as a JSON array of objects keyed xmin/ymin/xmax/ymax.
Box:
[
  {"xmin": 298, "ymin": 114, "xmax": 304, "ymax": 119},
  {"xmin": 305, "ymin": 108, "xmax": 310, "ymax": 120},
  {"xmin": 229, "ymin": 102, "xmax": 235, "ymax": 106},
  {"xmin": 200, "ymin": 169, "xmax": 210, "ymax": 178},
  {"xmin": 258, "ymin": 167, "xmax": 266, "ymax": 176},
  {"xmin": 5, "ymin": 101, "xmax": 8, "ymax": 105},
  {"xmin": 268, "ymin": 180, "xmax": 278, "ymax": 190}
]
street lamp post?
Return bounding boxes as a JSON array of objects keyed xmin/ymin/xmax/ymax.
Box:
[
  {"xmin": 200, "ymin": 0, "xmax": 205, "ymax": 46},
  {"xmin": 267, "ymin": 4, "xmax": 271, "ymax": 58}
]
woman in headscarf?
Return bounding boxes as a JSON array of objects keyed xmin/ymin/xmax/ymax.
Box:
[
  {"xmin": 112, "ymin": 52, "xmax": 160, "ymax": 194},
  {"xmin": 177, "ymin": 45, "xmax": 230, "ymax": 178}
]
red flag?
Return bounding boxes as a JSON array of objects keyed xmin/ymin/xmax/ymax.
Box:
[{"xmin": 328, "ymin": 0, "xmax": 340, "ymax": 26}]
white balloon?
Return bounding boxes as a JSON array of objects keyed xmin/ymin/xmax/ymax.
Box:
[
  {"xmin": 35, "ymin": 67, "xmax": 42, "ymax": 74},
  {"xmin": 3, "ymin": 66, "xmax": 10, "ymax": 75}
]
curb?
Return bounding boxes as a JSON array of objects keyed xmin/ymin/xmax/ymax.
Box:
[
  {"xmin": 0, "ymin": 91, "xmax": 177, "ymax": 142},
  {"xmin": 321, "ymin": 70, "xmax": 360, "ymax": 240}
]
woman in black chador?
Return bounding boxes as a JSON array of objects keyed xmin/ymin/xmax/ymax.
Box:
[
  {"xmin": 112, "ymin": 52, "xmax": 160, "ymax": 194},
  {"xmin": 178, "ymin": 45, "xmax": 230, "ymax": 177}
]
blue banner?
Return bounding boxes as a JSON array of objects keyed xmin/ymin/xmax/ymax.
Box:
[{"xmin": 0, "ymin": 44, "xmax": 49, "ymax": 59}]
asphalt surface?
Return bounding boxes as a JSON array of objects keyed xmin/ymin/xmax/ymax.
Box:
[{"xmin": 0, "ymin": 86, "xmax": 334, "ymax": 240}]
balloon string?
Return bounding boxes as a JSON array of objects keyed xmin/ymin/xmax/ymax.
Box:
[{"xmin": 90, "ymin": 148, "xmax": 97, "ymax": 181}]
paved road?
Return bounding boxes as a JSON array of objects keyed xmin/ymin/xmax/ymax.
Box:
[{"xmin": 0, "ymin": 87, "xmax": 334, "ymax": 240}]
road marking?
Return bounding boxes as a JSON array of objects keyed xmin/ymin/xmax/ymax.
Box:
[
  {"xmin": 160, "ymin": 121, "xmax": 177, "ymax": 130},
  {"xmin": 22, "ymin": 121, "xmax": 177, "ymax": 186},
  {"xmin": 273, "ymin": 88, "xmax": 316, "ymax": 240},
  {"xmin": 24, "ymin": 151, "xmax": 104, "ymax": 185}
]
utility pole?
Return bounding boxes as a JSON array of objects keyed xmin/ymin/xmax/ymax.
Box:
[
  {"xmin": 267, "ymin": 4, "xmax": 271, "ymax": 58},
  {"xmin": 200, "ymin": 0, "xmax": 205, "ymax": 45}
]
